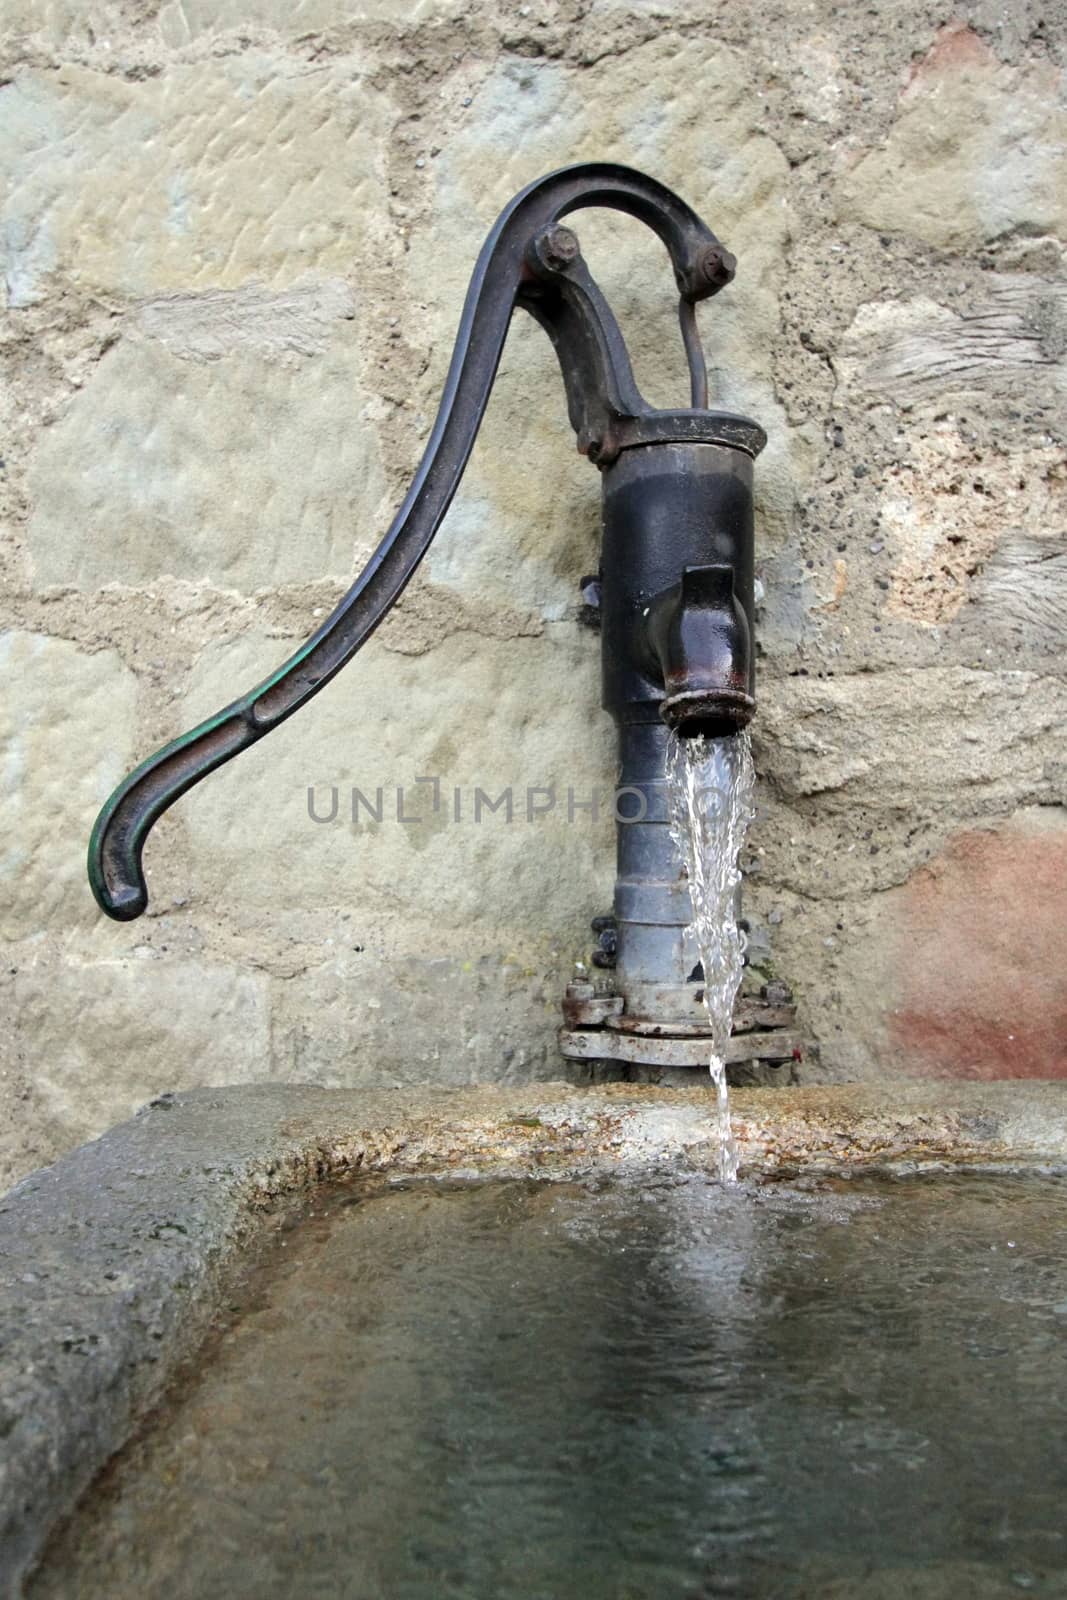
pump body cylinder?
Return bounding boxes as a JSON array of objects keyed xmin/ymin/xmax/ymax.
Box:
[{"xmin": 599, "ymin": 440, "xmax": 755, "ymax": 1030}]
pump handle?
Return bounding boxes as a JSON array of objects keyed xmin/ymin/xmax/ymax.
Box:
[{"xmin": 89, "ymin": 163, "xmax": 741, "ymax": 919}]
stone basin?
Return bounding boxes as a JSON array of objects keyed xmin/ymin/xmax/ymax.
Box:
[{"xmin": 3, "ymin": 1079, "xmax": 1067, "ymax": 1596}]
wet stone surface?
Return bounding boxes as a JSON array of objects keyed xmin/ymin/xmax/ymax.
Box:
[{"xmin": 3, "ymin": 1081, "xmax": 1067, "ymax": 1593}]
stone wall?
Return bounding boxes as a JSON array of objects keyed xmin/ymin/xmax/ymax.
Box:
[{"xmin": 2, "ymin": 0, "xmax": 1065, "ymax": 1185}]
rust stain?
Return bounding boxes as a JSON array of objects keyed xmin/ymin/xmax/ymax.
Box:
[{"xmin": 891, "ymin": 823, "xmax": 1067, "ymax": 1079}]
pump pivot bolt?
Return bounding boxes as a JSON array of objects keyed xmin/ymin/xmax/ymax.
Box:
[
  {"xmin": 542, "ymin": 225, "xmax": 580, "ymax": 270},
  {"xmin": 698, "ymin": 242, "xmax": 737, "ymax": 291},
  {"xmin": 528, "ymin": 225, "xmax": 581, "ymax": 281}
]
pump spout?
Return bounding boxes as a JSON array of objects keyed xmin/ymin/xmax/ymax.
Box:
[{"xmin": 645, "ymin": 564, "xmax": 754, "ymax": 738}]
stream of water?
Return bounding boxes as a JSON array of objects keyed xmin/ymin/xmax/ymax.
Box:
[{"xmin": 666, "ymin": 729, "xmax": 756, "ymax": 1184}]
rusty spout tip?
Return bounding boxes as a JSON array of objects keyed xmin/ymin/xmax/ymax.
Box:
[{"xmin": 660, "ymin": 688, "xmax": 755, "ymax": 740}]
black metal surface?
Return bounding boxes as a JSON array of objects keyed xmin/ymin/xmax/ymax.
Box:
[
  {"xmin": 597, "ymin": 441, "xmax": 759, "ymax": 1031},
  {"xmin": 598, "ymin": 441, "xmax": 757, "ymax": 730},
  {"xmin": 89, "ymin": 162, "xmax": 762, "ymax": 921}
]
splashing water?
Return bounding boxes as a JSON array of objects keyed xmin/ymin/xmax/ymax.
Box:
[{"xmin": 666, "ymin": 729, "xmax": 756, "ymax": 1184}]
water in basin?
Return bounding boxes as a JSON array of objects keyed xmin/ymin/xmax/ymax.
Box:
[{"xmin": 32, "ymin": 1168, "xmax": 1067, "ymax": 1599}]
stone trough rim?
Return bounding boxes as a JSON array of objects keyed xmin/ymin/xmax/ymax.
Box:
[{"xmin": 3, "ymin": 1078, "xmax": 1067, "ymax": 1597}]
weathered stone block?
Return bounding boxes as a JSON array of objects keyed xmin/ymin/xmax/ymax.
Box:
[
  {"xmin": 758, "ymin": 667, "xmax": 1066, "ymax": 810},
  {"xmin": 0, "ymin": 632, "xmax": 138, "ymax": 941},
  {"xmin": 0, "ymin": 4, "xmax": 128, "ymax": 49},
  {"xmin": 751, "ymin": 666, "xmax": 1067, "ymax": 908},
  {"xmin": 4, "ymin": 956, "xmax": 271, "ymax": 1181},
  {"xmin": 840, "ymin": 24, "xmax": 1067, "ymax": 250},
  {"xmin": 822, "ymin": 809, "xmax": 1067, "ymax": 1081},
  {"xmin": 890, "ymin": 808, "xmax": 1067, "ymax": 1077},
  {"xmin": 0, "ymin": 58, "xmax": 392, "ymax": 302},
  {"xmin": 171, "ymin": 626, "xmax": 615, "ymax": 928},
  {"xmin": 268, "ymin": 948, "xmax": 575, "ymax": 1089},
  {"xmin": 26, "ymin": 324, "xmax": 387, "ymax": 589},
  {"xmin": 155, "ymin": 0, "xmax": 462, "ymax": 43},
  {"xmin": 837, "ymin": 278, "xmax": 1067, "ymax": 410},
  {"xmin": 878, "ymin": 427, "xmax": 1066, "ymax": 627},
  {"xmin": 138, "ymin": 278, "xmax": 358, "ymax": 362},
  {"xmin": 834, "ymin": 281, "xmax": 1067, "ymax": 644}
]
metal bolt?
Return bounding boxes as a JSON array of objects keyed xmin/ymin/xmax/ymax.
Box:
[
  {"xmin": 698, "ymin": 242, "xmax": 736, "ymax": 291},
  {"xmin": 540, "ymin": 225, "xmax": 580, "ymax": 272},
  {"xmin": 566, "ymin": 981, "xmax": 596, "ymax": 1000}
]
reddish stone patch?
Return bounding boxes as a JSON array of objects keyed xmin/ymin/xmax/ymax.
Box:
[
  {"xmin": 890, "ymin": 822, "xmax": 1067, "ymax": 1079},
  {"xmin": 907, "ymin": 22, "xmax": 993, "ymax": 90}
]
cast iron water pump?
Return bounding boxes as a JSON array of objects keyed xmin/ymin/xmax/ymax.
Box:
[{"xmin": 89, "ymin": 163, "xmax": 790, "ymax": 1074}]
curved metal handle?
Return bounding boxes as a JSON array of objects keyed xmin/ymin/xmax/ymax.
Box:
[{"xmin": 89, "ymin": 162, "xmax": 733, "ymax": 919}]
